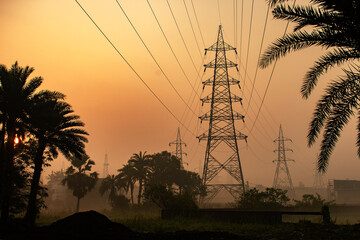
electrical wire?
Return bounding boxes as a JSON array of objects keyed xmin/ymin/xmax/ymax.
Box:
[
  {"xmin": 146, "ymin": 0, "xmax": 200, "ymax": 98},
  {"xmin": 183, "ymin": 0, "xmax": 202, "ymax": 58},
  {"xmin": 190, "ymin": 0, "xmax": 206, "ymax": 48},
  {"xmin": 115, "ymin": 0, "xmax": 198, "ymax": 117},
  {"xmin": 242, "ymin": 0, "xmax": 255, "ymax": 95},
  {"xmin": 245, "ymin": 4, "xmax": 270, "ymax": 115},
  {"xmin": 74, "ymin": 0, "xmax": 196, "ymax": 137},
  {"xmin": 166, "ymin": 0, "xmax": 200, "ymax": 73}
]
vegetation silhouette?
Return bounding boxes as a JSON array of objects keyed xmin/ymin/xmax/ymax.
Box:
[
  {"xmin": 62, "ymin": 154, "xmax": 98, "ymax": 213},
  {"xmin": 261, "ymin": 0, "xmax": 360, "ymax": 172},
  {"xmin": 99, "ymin": 174, "xmax": 129, "ymax": 209},
  {"xmin": 24, "ymin": 96, "xmax": 89, "ymax": 225},
  {"xmin": 128, "ymin": 151, "xmax": 151, "ymax": 204},
  {"xmin": 236, "ymin": 188, "xmax": 290, "ymax": 210},
  {"xmin": 0, "ymin": 62, "xmax": 44, "ymax": 224}
]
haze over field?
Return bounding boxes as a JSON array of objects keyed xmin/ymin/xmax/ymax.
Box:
[{"xmin": 1, "ymin": 0, "xmax": 359, "ymax": 189}]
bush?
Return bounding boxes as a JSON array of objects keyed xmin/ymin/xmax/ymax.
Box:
[
  {"xmin": 236, "ymin": 188, "xmax": 289, "ymax": 210},
  {"xmin": 144, "ymin": 185, "xmax": 198, "ymax": 210}
]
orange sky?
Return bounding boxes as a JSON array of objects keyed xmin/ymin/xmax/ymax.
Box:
[{"xmin": 1, "ymin": 0, "xmax": 359, "ymax": 188}]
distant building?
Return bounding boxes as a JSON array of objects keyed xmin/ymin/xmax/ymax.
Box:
[{"xmin": 333, "ymin": 180, "xmax": 360, "ymax": 204}]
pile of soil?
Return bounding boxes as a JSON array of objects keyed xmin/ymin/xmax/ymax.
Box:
[{"xmin": 1, "ymin": 211, "xmax": 139, "ymax": 240}]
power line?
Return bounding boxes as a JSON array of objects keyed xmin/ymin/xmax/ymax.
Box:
[
  {"xmin": 183, "ymin": 0, "xmax": 202, "ymax": 58},
  {"xmin": 115, "ymin": 0, "xmax": 198, "ymax": 117},
  {"xmin": 217, "ymin": 0, "xmax": 222, "ymax": 24},
  {"xmin": 74, "ymin": 0, "xmax": 196, "ymax": 137},
  {"xmin": 146, "ymin": 0, "xmax": 200, "ymax": 98},
  {"xmin": 248, "ymin": 1, "xmax": 297, "ymax": 135},
  {"xmin": 242, "ymin": 0, "xmax": 255, "ymax": 96},
  {"xmin": 245, "ymin": 5, "xmax": 270, "ymax": 115},
  {"xmin": 166, "ymin": 0, "xmax": 200, "ymax": 73},
  {"xmin": 190, "ymin": 0, "xmax": 206, "ymax": 47}
]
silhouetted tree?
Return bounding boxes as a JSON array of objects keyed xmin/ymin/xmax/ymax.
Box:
[
  {"xmin": 261, "ymin": 0, "xmax": 360, "ymax": 172},
  {"xmin": 128, "ymin": 151, "xmax": 151, "ymax": 204},
  {"xmin": 117, "ymin": 164, "xmax": 136, "ymax": 204},
  {"xmin": 24, "ymin": 96, "xmax": 88, "ymax": 225},
  {"xmin": 62, "ymin": 154, "xmax": 98, "ymax": 213},
  {"xmin": 0, "ymin": 62, "xmax": 43, "ymax": 223},
  {"xmin": 99, "ymin": 174, "xmax": 128, "ymax": 208}
]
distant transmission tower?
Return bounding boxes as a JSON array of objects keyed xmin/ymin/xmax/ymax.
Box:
[
  {"xmin": 273, "ymin": 125, "xmax": 295, "ymax": 196},
  {"xmin": 198, "ymin": 25, "xmax": 247, "ymax": 202},
  {"xmin": 169, "ymin": 127, "xmax": 187, "ymax": 168},
  {"xmin": 103, "ymin": 153, "xmax": 109, "ymax": 178},
  {"xmin": 313, "ymin": 171, "xmax": 325, "ymax": 190}
]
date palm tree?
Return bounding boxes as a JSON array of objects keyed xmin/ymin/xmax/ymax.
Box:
[
  {"xmin": 260, "ymin": 0, "xmax": 360, "ymax": 172},
  {"xmin": 24, "ymin": 97, "xmax": 88, "ymax": 225},
  {"xmin": 99, "ymin": 174, "xmax": 127, "ymax": 207},
  {"xmin": 128, "ymin": 151, "xmax": 151, "ymax": 204},
  {"xmin": 118, "ymin": 164, "xmax": 136, "ymax": 204},
  {"xmin": 62, "ymin": 154, "xmax": 98, "ymax": 213},
  {"xmin": 0, "ymin": 62, "xmax": 43, "ymax": 223}
]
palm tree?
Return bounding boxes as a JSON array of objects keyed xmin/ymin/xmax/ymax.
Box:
[
  {"xmin": 128, "ymin": 151, "xmax": 151, "ymax": 204},
  {"xmin": 260, "ymin": 0, "xmax": 360, "ymax": 172},
  {"xmin": 99, "ymin": 174, "xmax": 127, "ymax": 206},
  {"xmin": 0, "ymin": 62, "xmax": 43, "ymax": 223},
  {"xmin": 62, "ymin": 154, "xmax": 98, "ymax": 212},
  {"xmin": 24, "ymin": 97, "xmax": 88, "ymax": 225},
  {"xmin": 118, "ymin": 164, "xmax": 136, "ymax": 204}
]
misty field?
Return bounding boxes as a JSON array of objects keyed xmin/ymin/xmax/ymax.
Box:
[{"xmin": 31, "ymin": 208, "xmax": 360, "ymax": 240}]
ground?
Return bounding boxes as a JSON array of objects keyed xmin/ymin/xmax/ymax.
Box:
[{"xmin": 1, "ymin": 211, "xmax": 360, "ymax": 240}]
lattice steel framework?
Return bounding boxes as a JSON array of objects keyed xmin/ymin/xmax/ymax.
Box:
[
  {"xmin": 103, "ymin": 153, "xmax": 109, "ymax": 178},
  {"xmin": 198, "ymin": 25, "xmax": 247, "ymax": 202},
  {"xmin": 169, "ymin": 127, "xmax": 186, "ymax": 169},
  {"xmin": 273, "ymin": 125, "xmax": 295, "ymax": 196}
]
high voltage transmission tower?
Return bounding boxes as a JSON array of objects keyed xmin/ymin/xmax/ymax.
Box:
[
  {"xmin": 169, "ymin": 127, "xmax": 187, "ymax": 169},
  {"xmin": 198, "ymin": 25, "xmax": 247, "ymax": 203},
  {"xmin": 313, "ymin": 171, "xmax": 325, "ymax": 190},
  {"xmin": 103, "ymin": 153, "xmax": 109, "ymax": 178},
  {"xmin": 273, "ymin": 125, "xmax": 295, "ymax": 197}
]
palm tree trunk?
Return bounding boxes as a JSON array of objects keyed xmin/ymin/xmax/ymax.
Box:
[
  {"xmin": 130, "ymin": 182, "xmax": 134, "ymax": 205},
  {"xmin": 76, "ymin": 197, "xmax": 80, "ymax": 212},
  {"xmin": 0, "ymin": 119, "xmax": 15, "ymax": 225},
  {"xmin": 137, "ymin": 179, "xmax": 143, "ymax": 205},
  {"xmin": 24, "ymin": 140, "xmax": 46, "ymax": 226}
]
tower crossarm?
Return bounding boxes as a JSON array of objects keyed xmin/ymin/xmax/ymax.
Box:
[
  {"xmin": 274, "ymin": 137, "xmax": 292, "ymax": 142},
  {"xmin": 202, "ymin": 76, "xmax": 240, "ymax": 86},
  {"xmin": 204, "ymin": 59, "xmax": 238, "ymax": 71},
  {"xmin": 199, "ymin": 111, "xmax": 244, "ymax": 122},
  {"xmin": 273, "ymin": 148, "xmax": 293, "ymax": 152},
  {"xmin": 205, "ymin": 41, "xmax": 237, "ymax": 53},
  {"xmin": 197, "ymin": 130, "xmax": 247, "ymax": 141},
  {"xmin": 201, "ymin": 93, "xmax": 242, "ymax": 103}
]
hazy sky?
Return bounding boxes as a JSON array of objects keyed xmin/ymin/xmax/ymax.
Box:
[{"xmin": 1, "ymin": 0, "xmax": 359, "ymax": 188}]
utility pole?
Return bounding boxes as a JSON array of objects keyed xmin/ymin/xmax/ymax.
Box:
[
  {"xmin": 198, "ymin": 25, "xmax": 247, "ymax": 203},
  {"xmin": 169, "ymin": 127, "xmax": 187, "ymax": 168},
  {"xmin": 273, "ymin": 125, "xmax": 295, "ymax": 197},
  {"xmin": 103, "ymin": 153, "xmax": 109, "ymax": 178}
]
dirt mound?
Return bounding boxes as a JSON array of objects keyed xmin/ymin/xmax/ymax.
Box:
[{"xmin": 51, "ymin": 210, "xmax": 131, "ymax": 234}]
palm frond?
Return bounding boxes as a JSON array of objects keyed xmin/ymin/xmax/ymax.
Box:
[
  {"xmin": 318, "ymin": 97, "xmax": 358, "ymax": 172},
  {"xmin": 272, "ymin": 4, "xmax": 340, "ymax": 31},
  {"xmin": 308, "ymin": 69, "xmax": 360, "ymax": 146},
  {"xmin": 259, "ymin": 30, "xmax": 335, "ymax": 68},
  {"xmin": 302, "ymin": 48, "xmax": 360, "ymax": 98}
]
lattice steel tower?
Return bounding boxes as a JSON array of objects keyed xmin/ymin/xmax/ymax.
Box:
[
  {"xmin": 169, "ymin": 127, "xmax": 186, "ymax": 168},
  {"xmin": 198, "ymin": 25, "xmax": 247, "ymax": 202},
  {"xmin": 273, "ymin": 125, "xmax": 295, "ymax": 196},
  {"xmin": 103, "ymin": 153, "xmax": 109, "ymax": 178}
]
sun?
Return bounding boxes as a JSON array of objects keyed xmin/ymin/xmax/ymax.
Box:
[{"xmin": 14, "ymin": 137, "xmax": 19, "ymax": 144}]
